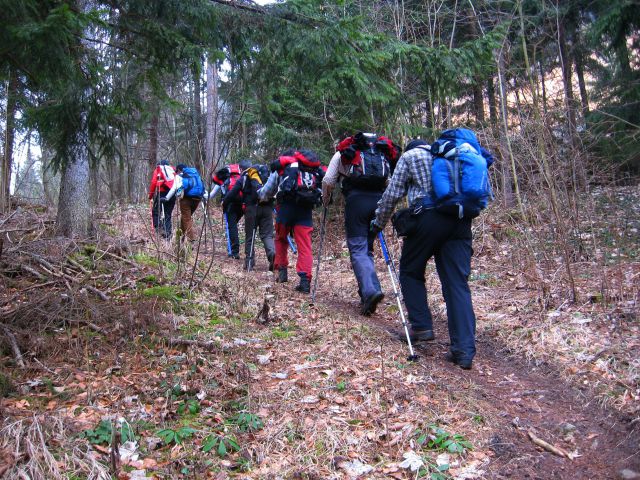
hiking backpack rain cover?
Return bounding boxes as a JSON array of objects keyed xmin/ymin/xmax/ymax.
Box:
[
  {"xmin": 430, "ymin": 128, "xmax": 494, "ymax": 219},
  {"xmin": 181, "ymin": 167, "xmax": 204, "ymax": 198},
  {"xmin": 337, "ymin": 133, "xmax": 399, "ymax": 191},
  {"xmin": 276, "ymin": 152, "xmax": 322, "ymax": 208}
]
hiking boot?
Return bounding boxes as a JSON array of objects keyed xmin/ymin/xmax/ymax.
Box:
[
  {"xmin": 445, "ymin": 352, "xmax": 473, "ymax": 370},
  {"xmin": 276, "ymin": 267, "xmax": 288, "ymax": 283},
  {"xmin": 229, "ymin": 253, "xmax": 240, "ymax": 260},
  {"xmin": 395, "ymin": 327, "xmax": 435, "ymax": 343},
  {"xmin": 360, "ymin": 292, "xmax": 384, "ymax": 316},
  {"xmin": 267, "ymin": 253, "xmax": 275, "ymax": 272},
  {"xmin": 295, "ymin": 274, "xmax": 311, "ymax": 294}
]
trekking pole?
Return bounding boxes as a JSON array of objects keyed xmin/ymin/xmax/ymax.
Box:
[
  {"xmin": 287, "ymin": 234, "xmax": 297, "ymax": 254},
  {"xmin": 378, "ymin": 231, "xmax": 418, "ymax": 361},
  {"xmin": 311, "ymin": 204, "xmax": 329, "ymax": 304},
  {"xmin": 247, "ymin": 226, "xmax": 257, "ymax": 272},
  {"xmin": 223, "ymin": 211, "xmax": 232, "ymax": 256}
]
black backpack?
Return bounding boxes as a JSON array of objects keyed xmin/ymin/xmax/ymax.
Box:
[
  {"xmin": 276, "ymin": 151, "xmax": 323, "ymax": 208},
  {"xmin": 338, "ymin": 133, "xmax": 398, "ymax": 191}
]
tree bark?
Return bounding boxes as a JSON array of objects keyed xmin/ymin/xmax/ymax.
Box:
[
  {"xmin": 56, "ymin": 110, "xmax": 92, "ymax": 237},
  {"xmin": 538, "ymin": 61, "xmax": 548, "ymax": 117},
  {"xmin": 147, "ymin": 104, "xmax": 159, "ymax": 173},
  {"xmin": 193, "ymin": 62, "xmax": 203, "ymax": 171},
  {"xmin": 2, "ymin": 70, "xmax": 19, "ymax": 213},
  {"xmin": 573, "ymin": 46, "xmax": 589, "ymax": 118},
  {"xmin": 557, "ymin": 15, "xmax": 578, "ymax": 147},
  {"xmin": 206, "ymin": 58, "xmax": 219, "ymax": 175},
  {"xmin": 487, "ymin": 78, "xmax": 498, "ymax": 127}
]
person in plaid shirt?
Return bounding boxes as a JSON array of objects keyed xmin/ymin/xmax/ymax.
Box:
[{"xmin": 371, "ymin": 140, "xmax": 478, "ymax": 370}]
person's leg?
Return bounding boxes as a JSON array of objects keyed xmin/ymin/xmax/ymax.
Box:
[
  {"xmin": 189, "ymin": 198, "xmax": 200, "ymax": 241},
  {"xmin": 434, "ymin": 219, "xmax": 476, "ymax": 364},
  {"xmin": 179, "ymin": 198, "xmax": 194, "ymax": 241},
  {"xmin": 292, "ymin": 223, "xmax": 313, "ymax": 279},
  {"xmin": 244, "ymin": 204, "xmax": 257, "ymax": 268},
  {"xmin": 152, "ymin": 195, "xmax": 160, "ymax": 231},
  {"xmin": 344, "ymin": 192, "xmax": 382, "ymax": 306},
  {"xmin": 398, "ymin": 210, "xmax": 450, "ymax": 332},
  {"xmin": 163, "ymin": 196, "xmax": 176, "ymax": 238},
  {"xmin": 347, "ymin": 236, "xmax": 381, "ymax": 299},
  {"xmin": 258, "ymin": 205, "xmax": 276, "ymax": 270},
  {"xmin": 226, "ymin": 204, "xmax": 241, "ymax": 258},
  {"xmin": 366, "ymin": 229, "xmax": 382, "ymax": 294},
  {"xmin": 274, "ymin": 222, "xmax": 290, "ymax": 271}
]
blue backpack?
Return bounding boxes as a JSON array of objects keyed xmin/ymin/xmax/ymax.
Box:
[
  {"xmin": 430, "ymin": 128, "xmax": 494, "ymax": 219},
  {"xmin": 181, "ymin": 167, "xmax": 204, "ymax": 198}
]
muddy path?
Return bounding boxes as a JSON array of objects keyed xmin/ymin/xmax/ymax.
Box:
[{"xmin": 312, "ymin": 284, "xmax": 640, "ymax": 479}]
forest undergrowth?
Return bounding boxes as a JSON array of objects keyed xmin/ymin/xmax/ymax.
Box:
[{"xmin": 0, "ymin": 185, "xmax": 638, "ymax": 479}]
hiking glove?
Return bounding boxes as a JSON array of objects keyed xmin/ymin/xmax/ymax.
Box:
[
  {"xmin": 369, "ymin": 220, "xmax": 382, "ymax": 236},
  {"xmin": 160, "ymin": 196, "xmax": 168, "ymax": 203},
  {"xmin": 270, "ymin": 160, "xmax": 281, "ymax": 173}
]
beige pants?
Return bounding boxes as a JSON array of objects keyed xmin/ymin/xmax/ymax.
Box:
[{"xmin": 179, "ymin": 197, "xmax": 200, "ymax": 241}]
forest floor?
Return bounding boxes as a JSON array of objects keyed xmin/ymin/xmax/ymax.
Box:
[{"xmin": 0, "ymin": 186, "xmax": 639, "ymax": 479}]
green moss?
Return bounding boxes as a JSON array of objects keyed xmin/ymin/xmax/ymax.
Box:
[{"xmin": 142, "ymin": 285, "xmax": 189, "ymax": 306}]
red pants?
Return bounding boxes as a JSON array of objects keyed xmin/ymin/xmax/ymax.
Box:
[{"xmin": 275, "ymin": 223, "xmax": 313, "ymax": 279}]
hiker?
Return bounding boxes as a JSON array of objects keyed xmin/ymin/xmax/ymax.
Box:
[
  {"xmin": 148, "ymin": 159, "xmax": 176, "ymax": 239},
  {"xmin": 163, "ymin": 164, "xmax": 205, "ymax": 243},
  {"xmin": 371, "ymin": 130, "xmax": 494, "ymax": 370},
  {"xmin": 323, "ymin": 132, "xmax": 400, "ymax": 315},
  {"xmin": 259, "ymin": 149, "xmax": 324, "ymax": 293},
  {"xmin": 224, "ymin": 161, "xmax": 276, "ymax": 271},
  {"xmin": 210, "ymin": 160, "xmax": 250, "ymax": 259}
]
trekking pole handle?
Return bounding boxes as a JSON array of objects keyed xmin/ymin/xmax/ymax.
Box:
[{"xmin": 378, "ymin": 232, "xmax": 391, "ymax": 265}]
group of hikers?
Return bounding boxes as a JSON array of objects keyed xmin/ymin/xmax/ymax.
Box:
[{"xmin": 148, "ymin": 129, "xmax": 494, "ymax": 370}]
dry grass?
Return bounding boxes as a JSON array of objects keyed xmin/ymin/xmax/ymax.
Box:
[{"xmin": 0, "ymin": 415, "xmax": 110, "ymax": 479}]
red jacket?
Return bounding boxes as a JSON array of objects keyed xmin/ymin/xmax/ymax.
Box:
[{"xmin": 148, "ymin": 165, "xmax": 176, "ymax": 199}]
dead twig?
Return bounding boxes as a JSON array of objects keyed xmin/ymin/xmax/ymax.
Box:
[
  {"xmin": 1, "ymin": 324, "xmax": 26, "ymax": 368},
  {"xmin": 168, "ymin": 337, "xmax": 220, "ymax": 351},
  {"xmin": 527, "ymin": 430, "xmax": 570, "ymax": 458}
]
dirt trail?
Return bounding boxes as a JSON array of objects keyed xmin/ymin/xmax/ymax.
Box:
[{"xmin": 312, "ymin": 275, "xmax": 640, "ymax": 479}]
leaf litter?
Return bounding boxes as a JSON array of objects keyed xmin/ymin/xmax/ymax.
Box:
[{"xmin": 0, "ymin": 190, "xmax": 639, "ymax": 479}]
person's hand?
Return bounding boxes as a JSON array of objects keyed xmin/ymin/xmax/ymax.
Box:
[
  {"xmin": 160, "ymin": 196, "xmax": 168, "ymax": 203},
  {"xmin": 370, "ymin": 220, "xmax": 382, "ymax": 236},
  {"xmin": 270, "ymin": 160, "xmax": 280, "ymax": 172}
]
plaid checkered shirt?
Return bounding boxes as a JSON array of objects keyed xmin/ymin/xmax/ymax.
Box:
[{"xmin": 374, "ymin": 146, "xmax": 434, "ymax": 228}]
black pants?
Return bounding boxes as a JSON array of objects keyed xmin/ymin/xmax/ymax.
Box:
[
  {"xmin": 244, "ymin": 203, "xmax": 275, "ymax": 260},
  {"xmin": 344, "ymin": 190, "xmax": 383, "ymax": 301},
  {"xmin": 224, "ymin": 202, "xmax": 244, "ymax": 257},
  {"xmin": 399, "ymin": 210, "xmax": 476, "ymax": 362},
  {"xmin": 152, "ymin": 194, "xmax": 176, "ymax": 238}
]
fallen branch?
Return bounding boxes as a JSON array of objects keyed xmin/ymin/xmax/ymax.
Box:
[
  {"xmin": 85, "ymin": 285, "xmax": 109, "ymax": 302},
  {"xmin": 1, "ymin": 324, "xmax": 26, "ymax": 368},
  {"xmin": 168, "ymin": 337, "xmax": 219, "ymax": 351},
  {"xmin": 528, "ymin": 430, "xmax": 569, "ymax": 458},
  {"xmin": 23, "ymin": 252, "xmax": 110, "ymax": 301}
]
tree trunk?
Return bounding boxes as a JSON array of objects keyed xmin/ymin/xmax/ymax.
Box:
[
  {"xmin": 497, "ymin": 43, "xmax": 524, "ymax": 218},
  {"xmin": 56, "ymin": 110, "xmax": 92, "ymax": 237},
  {"xmin": 472, "ymin": 83, "xmax": 485, "ymax": 125},
  {"xmin": 193, "ymin": 63, "xmax": 203, "ymax": 171},
  {"xmin": 557, "ymin": 15, "xmax": 578, "ymax": 147},
  {"xmin": 538, "ymin": 61, "xmax": 548, "ymax": 117},
  {"xmin": 487, "ymin": 78, "xmax": 498, "ymax": 127},
  {"xmin": 206, "ymin": 58, "xmax": 219, "ymax": 176},
  {"xmin": 2, "ymin": 70, "xmax": 18, "ymax": 213},
  {"xmin": 147, "ymin": 104, "xmax": 159, "ymax": 173},
  {"xmin": 467, "ymin": 10, "xmax": 485, "ymax": 125},
  {"xmin": 574, "ymin": 47, "xmax": 589, "ymax": 119}
]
